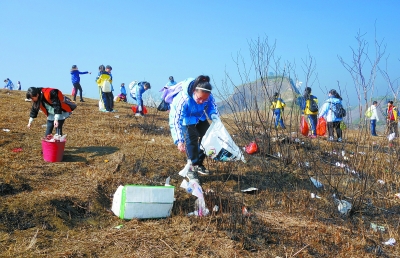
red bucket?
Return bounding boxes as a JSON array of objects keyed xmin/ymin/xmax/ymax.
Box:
[{"xmin": 41, "ymin": 140, "xmax": 66, "ymax": 162}]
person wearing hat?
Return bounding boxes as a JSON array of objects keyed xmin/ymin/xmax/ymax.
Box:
[
  {"xmin": 96, "ymin": 64, "xmax": 114, "ymax": 112},
  {"xmin": 105, "ymin": 65, "xmax": 115, "ymax": 109},
  {"xmin": 166, "ymin": 76, "xmax": 177, "ymax": 87},
  {"xmin": 70, "ymin": 65, "xmax": 91, "ymax": 102},
  {"xmin": 386, "ymin": 101, "xmax": 398, "ymax": 137},
  {"xmin": 303, "ymin": 87, "xmax": 319, "ymax": 138},
  {"xmin": 270, "ymin": 92, "xmax": 286, "ymax": 129}
]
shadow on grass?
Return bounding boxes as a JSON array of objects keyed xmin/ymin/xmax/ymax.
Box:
[{"xmin": 63, "ymin": 146, "xmax": 119, "ymax": 162}]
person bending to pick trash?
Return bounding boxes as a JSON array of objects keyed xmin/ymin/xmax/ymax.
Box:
[
  {"xmin": 169, "ymin": 75, "xmax": 220, "ymax": 184},
  {"xmin": 26, "ymin": 87, "xmax": 73, "ymax": 136},
  {"xmin": 130, "ymin": 81, "xmax": 151, "ymax": 117}
]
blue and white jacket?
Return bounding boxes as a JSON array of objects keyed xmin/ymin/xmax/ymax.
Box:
[
  {"xmin": 132, "ymin": 81, "xmax": 149, "ymax": 106},
  {"xmin": 318, "ymin": 97, "xmax": 343, "ymax": 122},
  {"xmin": 169, "ymin": 77, "xmax": 219, "ymax": 144},
  {"xmin": 4, "ymin": 79, "xmax": 14, "ymax": 90}
]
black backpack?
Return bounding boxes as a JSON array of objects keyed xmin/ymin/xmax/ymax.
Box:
[
  {"xmin": 308, "ymin": 96, "xmax": 319, "ymax": 112},
  {"xmin": 331, "ymin": 102, "xmax": 346, "ymax": 118}
]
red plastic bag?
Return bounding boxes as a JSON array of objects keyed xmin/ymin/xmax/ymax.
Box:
[
  {"xmin": 245, "ymin": 142, "xmax": 258, "ymax": 154},
  {"xmin": 71, "ymin": 87, "xmax": 76, "ymax": 96},
  {"xmin": 316, "ymin": 117, "xmax": 327, "ymax": 136},
  {"xmin": 300, "ymin": 116, "xmax": 309, "ymax": 136},
  {"xmin": 131, "ymin": 105, "xmax": 148, "ymax": 114}
]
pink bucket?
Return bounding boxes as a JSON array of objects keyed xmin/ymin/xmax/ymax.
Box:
[{"xmin": 41, "ymin": 140, "xmax": 66, "ymax": 162}]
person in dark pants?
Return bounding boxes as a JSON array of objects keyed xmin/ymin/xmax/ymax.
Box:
[
  {"xmin": 26, "ymin": 87, "xmax": 72, "ymax": 136},
  {"xmin": 303, "ymin": 87, "xmax": 319, "ymax": 138},
  {"xmin": 318, "ymin": 89, "xmax": 344, "ymax": 142},
  {"xmin": 169, "ymin": 75, "xmax": 220, "ymax": 183},
  {"xmin": 70, "ymin": 65, "xmax": 91, "ymax": 102}
]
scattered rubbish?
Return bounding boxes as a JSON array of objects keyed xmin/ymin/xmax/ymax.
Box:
[
  {"xmin": 2, "ymin": 129, "xmax": 10, "ymax": 132},
  {"xmin": 180, "ymin": 179, "xmax": 209, "ymax": 216},
  {"xmin": 151, "ymin": 139, "xmax": 155, "ymax": 142},
  {"xmin": 165, "ymin": 176, "xmax": 171, "ymax": 186},
  {"xmin": 114, "ymin": 225, "xmax": 123, "ymax": 229},
  {"xmin": 111, "ymin": 185, "xmax": 175, "ymax": 219},
  {"xmin": 370, "ymin": 223, "xmax": 385, "ymax": 232},
  {"xmin": 114, "ymin": 115, "xmax": 120, "ymax": 118},
  {"xmin": 42, "ymin": 134, "xmax": 67, "ymax": 142},
  {"xmin": 311, "ymin": 193, "xmax": 321, "ymax": 199},
  {"xmin": 388, "ymin": 133, "xmax": 396, "ymax": 142},
  {"xmin": 341, "ymin": 150, "xmax": 346, "ymax": 156},
  {"xmin": 42, "ymin": 134, "xmax": 67, "ymax": 162},
  {"xmin": 12, "ymin": 148, "xmax": 23, "ymax": 152},
  {"xmin": 124, "ymin": 130, "xmax": 128, "ymax": 133},
  {"xmin": 383, "ymin": 238, "xmax": 396, "ymax": 246},
  {"xmin": 335, "ymin": 162, "xmax": 345, "ymax": 168},
  {"xmin": 213, "ymin": 205, "xmax": 219, "ymax": 212},
  {"xmin": 201, "ymin": 119, "xmax": 246, "ymax": 162},
  {"xmin": 358, "ymin": 152, "xmax": 366, "ymax": 155},
  {"xmin": 241, "ymin": 187, "xmax": 258, "ymax": 194},
  {"xmin": 377, "ymin": 180, "xmax": 385, "ymax": 185},
  {"xmin": 338, "ymin": 200, "xmax": 352, "ymax": 214},
  {"xmin": 25, "ymin": 98, "xmax": 32, "ymax": 102},
  {"xmin": 310, "ymin": 177, "xmax": 323, "ymax": 188},
  {"xmin": 178, "ymin": 160, "xmax": 192, "ymax": 178},
  {"xmin": 245, "ymin": 141, "xmax": 258, "ymax": 154},
  {"xmin": 395, "ymin": 193, "xmax": 400, "ymax": 199},
  {"xmin": 104, "ymin": 160, "xmax": 109, "ymax": 163},
  {"xmin": 242, "ymin": 206, "xmax": 251, "ymax": 217},
  {"xmin": 41, "ymin": 124, "xmax": 47, "ymax": 128},
  {"xmin": 275, "ymin": 152, "xmax": 282, "ymax": 158}
]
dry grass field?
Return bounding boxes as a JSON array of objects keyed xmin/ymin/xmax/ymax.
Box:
[{"xmin": 0, "ymin": 89, "xmax": 399, "ymax": 257}]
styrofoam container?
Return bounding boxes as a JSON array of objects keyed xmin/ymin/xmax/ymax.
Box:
[{"xmin": 111, "ymin": 185, "xmax": 175, "ymax": 219}]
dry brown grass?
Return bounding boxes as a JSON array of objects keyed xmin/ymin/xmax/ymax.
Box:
[{"xmin": 0, "ymin": 89, "xmax": 399, "ymax": 257}]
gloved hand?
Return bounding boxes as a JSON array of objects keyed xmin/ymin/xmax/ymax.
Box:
[
  {"xmin": 211, "ymin": 114, "xmax": 220, "ymax": 122},
  {"xmin": 138, "ymin": 105, "xmax": 142, "ymax": 112}
]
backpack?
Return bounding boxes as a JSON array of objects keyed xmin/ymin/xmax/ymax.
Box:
[
  {"xmin": 365, "ymin": 107, "xmax": 372, "ymax": 118},
  {"xmin": 308, "ymin": 96, "xmax": 319, "ymax": 112},
  {"xmin": 331, "ymin": 102, "xmax": 346, "ymax": 118},
  {"xmin": 63, "ymin": 96, "xmax": 77, "ymax": 111},
  {"xmin": 102, "ymin": 80, "xmax": 112, "ymax": 93}
]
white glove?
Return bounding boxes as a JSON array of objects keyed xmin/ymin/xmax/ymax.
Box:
[
  {"xmin": 138, "ymin": 105, "xmax": 142, "ymax": 112},
  {"xmin": 211, "ymin": 114, "xmax": 220, "ymax": 122}
]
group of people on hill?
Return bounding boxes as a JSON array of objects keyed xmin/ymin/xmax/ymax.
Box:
[
  {"xmin": 273, "ymin": 87, "xmax": 399, "ymax": 141},
  {"xmin": 3, "ymin": 78, "xmax": 21, "ymax": 90}
]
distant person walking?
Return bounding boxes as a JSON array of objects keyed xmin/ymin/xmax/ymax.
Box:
[
  {"xmin": 70, "ymin": 65, "xmax": 91, "ymax": 102},
  {"xmin": 270, "ymin": 92, "xmax": 286, "ymax": 129},
  {"xmin": 17, "ymin": 81, "xmax": 21, "ymax": 90},
  {"xmin": 3, "ymin": 78, "xmax": 14, "ymax": 90},
  {"xmin": 303, "ymin": 87, "xmax": 319, "ymax": 138},
  {"xmin": 166, "ymin": 76, "xmax": 177, "ymax": 87},
  {"xmin": 386, "ymin": 100, "xmax": 398, "ymax": 137},
  {"xmin": 26, "ymin": 87, "xmax": 72, "ymax": 136},
  {"xmin": 130, "ymin": 81, "xmax": 151, "ymax": 116},
  {"xmin": 318, "ymin": 89, "xmax": 344, "ymax": 142},
  {"xmin": 367, "ymin": 101, "xmax": 379, "ymax": 136}
]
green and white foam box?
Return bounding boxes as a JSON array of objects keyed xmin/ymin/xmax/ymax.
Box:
[{"xmin": 111, "ymin": 185, "xmax": 175, "ymax": 219}]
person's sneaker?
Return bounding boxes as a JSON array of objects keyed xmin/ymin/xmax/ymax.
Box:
[
  {"xmin": 328, "ymin": 136, "xmax": 334, "ymax": 142},
  {"xmin": 111, "ymin": 109, "xmax": 117, "ymax": 112},
  {"xmin": 195, "ymin": 165, "xmax": 210, "ymax": 175},
  {"xmin": 80, "ymin": 99, "xmax": 85, "ymax": 102},
  {"xmin": 135, "ymin": 113, "xmax": 144, "ymax": 117},
  {"xmin": 187, "ymin": 167, "xmax": 200, "ymax": 184},
  {"xmin": 337, "ymin": 138, "xmax": 342, "ymax": 142}
]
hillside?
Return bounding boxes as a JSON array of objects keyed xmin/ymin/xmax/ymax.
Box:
[{"xmin": 1, "ymin": 89, "xmax": 400, "ymax": 257}]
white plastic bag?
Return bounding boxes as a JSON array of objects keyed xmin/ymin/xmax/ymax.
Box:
[
  {"xmin": 99, "ymin": 100, "xmax": 105, "ymax": 111},
  {"xmin": 201, "ymin": 120, "xmax": 245, "ymax": 162}
]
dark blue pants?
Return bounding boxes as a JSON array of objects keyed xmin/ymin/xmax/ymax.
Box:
[
  {"xmin": 45, "ymin": 119, "xmax": 65, "ymax": 136},
  {"xmin": 181, "ymin": 120, "xmax": 210, "ymax": 166},
  {"xmin": 274, "ymin": 109, "xmax": 285, "ymax": 128},
  {"xmin": 102, "ymin": 92, "xmax": 114, "ymax": 111},
  {"xmin": 370, "ymin": 119, "xmax": 377, "ymax": 136},
  {"xmin": 307, "ymin": 114, "xmax": 317, "ymax": 136},
  {"xmin": 73, "ymin": 83, "xmax": 83, "ymax": 101}
]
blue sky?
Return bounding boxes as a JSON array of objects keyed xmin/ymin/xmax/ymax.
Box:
[{"xmin": 2, "ymin": 1, "xmax": 399, "ymax": 106}]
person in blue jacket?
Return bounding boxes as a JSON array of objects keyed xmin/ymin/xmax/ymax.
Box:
[
  {"xmin": 3, "ymin": 78, "xmax": 14, "ymax": 90},
  {"xmin": 169, "ymin": 75, "xmax": 220, "ymax": 183},
  {"xmin": 131, "ymin": 81, "xmax": 151, "ymax": 116},
  {"xmin": 70, "ymin": 65, "xmax": 91, "ymax": 102},
  {"xmin": 318, "ymin": 89, "xmax": 343, "ymax": 142},
  {"xmin": 166, "ymin": 76, "xmax": 177, "ymax": 87}
]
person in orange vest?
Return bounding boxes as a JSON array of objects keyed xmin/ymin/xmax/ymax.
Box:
[
  {"xmin": 386, "ymin": 100, "xmax": 398, "ymax": 137},
  {"xmin": 26, "ymin": 87, "xmax": 73, "ymax": 136}
]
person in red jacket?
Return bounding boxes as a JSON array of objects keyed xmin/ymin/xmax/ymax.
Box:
[{"xmin": 26, "ymin": 87, "xmax": 72, "ymax": 136}]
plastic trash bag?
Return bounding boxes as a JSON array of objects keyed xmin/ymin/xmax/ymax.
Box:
[
  {"xmin": 201, "ymin": 119, "xmax": 245, "ymax": 162},
  {"xmin": 71, "ymin": 87, "xmax": 76, "ymax": 96},
  {"xmin": 300, "ymin": 115, "xmax": 309, "ymax": 136},
  {"xmin": 131, "ymin": 105, "xmax": 148, "ymax": 114},
  {"xmin": 316, "ymin": 117, "xmax": 327, "ymax": 136},
  {"xmin": 245, "ymin": 141, "xmax": 258, "ymax": 154},
  {"xmin": 310, "ymin": 177, "xmax": 323, "ymax": 188}
]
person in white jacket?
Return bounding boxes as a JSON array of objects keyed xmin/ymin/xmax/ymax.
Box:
[{"xmin": 368, "ymin": 101, "xmax": 379, "ymax": 136}]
